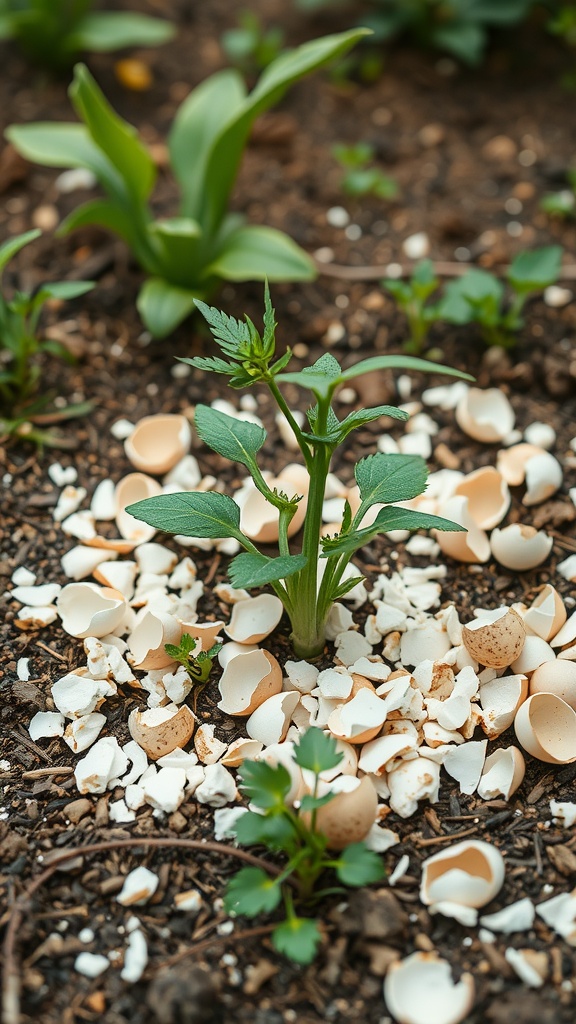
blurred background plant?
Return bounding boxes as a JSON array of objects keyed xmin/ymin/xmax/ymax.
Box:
[
  {"xmin": 333, "ymin": 141, "xmax": 398, "ymax": 199},
  {"xmin": 0, "ymin": 0, "xmax": 174, "ymax": 70},
  {"xmin": 221, "ymin": 9, "xmax": 285, "ymax": 76}
]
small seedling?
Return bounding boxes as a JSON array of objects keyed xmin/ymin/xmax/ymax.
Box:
[
  {"xmin": 127, "ymin": 285, "xmax": 469, "ymax": 660},
  {"xmin": 164, "ymin": 632, "xmax": 222, "ymax": 710},
  {"xmin": 221, "ymin": 11, "xmax": 284, "ymax": 75},
  {"xmin": 333, "ymin": 141, "xmax": 398, "ymax": 200},
  {"xmin": 437, "ymin": 245, "xmax": 563, "ymax": 347},
  {"xmin": 224, "ymin": 727, "xmax": 384, "ymax": 964},
  {"xmin": 7, "ymin": 30, "xmax": 368, "ymax": 338},
  {"xmin": 541, "ymin": 171, "xmax": 576, "ymax": 220},
  {"xmin": 0, "ymin": 228, "xmax": 94, "ymax": 444},
  {"xmin": 0, "ymin": 0, "xmax": 174, "ymax": 70},
  {"xmin": 382, "ymin": 259, "xmax": 440, "ymax": 353}
]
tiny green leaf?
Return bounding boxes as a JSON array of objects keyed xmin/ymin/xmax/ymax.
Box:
[
  {"xmin": 321, "ymin": 506, "xmax": 466, "ymax": 558},
  {"xmin": 224, "ymin": 867, "xmax": 282, "ymax": 917},
  {"xmin": 299, "ymin": 792, "xmax": 335, "ymax": 813},
  {"xmin": 239, "ymin": 759, "xmax": 293, "ymax": 810},
  {"xmin": 229, "ymin": 552, "xmax": 307, "ymax": 589},
  {"xmin": 272, "ymin": 917, "xmax": 321, "ymax": 964},
  {"xmin": 125, "ymin": 490, "xmax": 242, "ymax": 539},
  {"xmin": 335, "ymin": 843, "xmax": 384, "ymax": 887},
  {"xmin": 293, "ymin": 727, "xmax": 342, "ymax": 774}
]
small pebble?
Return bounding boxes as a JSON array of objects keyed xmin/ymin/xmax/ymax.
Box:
[{"xmin": 327, "ymin": 206, "xmax": 350, "ymax": 228}]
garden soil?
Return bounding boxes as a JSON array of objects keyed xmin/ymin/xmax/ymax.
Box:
[{"xmin": 1, "ymin": 2, "xmax": 576, "ymax": 1023}]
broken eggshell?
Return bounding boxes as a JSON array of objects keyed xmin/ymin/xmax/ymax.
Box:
[
  {"xmin": 384, "ymin": 951, "xmax": 475, "ymax": 1024},
  {"xmin": 420, "ymin": 839, "xmax": 505, "ymax": 909},
  {"xmin": 477, "ymin": 746, "xmax": 525, "ymax": 800},
  {"xmin": 434, "ymin": 496, "xmax": 490, "ymax": 564},
  {"xmin": 218, "ymin": 648, "xmax": 283, "ymax": 716},
  {"xmin": 462, "ymin": 607, "xmax": 526, "ymax": 668},
  {"xmin": 490, "ymin": 524, "xmax": 552, "ymax": 571},
  {"xmin": 453, "ymin": 466, "xmax": 510, "ymax": 530},
  {"xmin": 514, "ymin": 692, "xmax": 576, "ymax": 763},
  {"xmin": 56, "ymin": 582, "xmax": 127, "ymax": 639},
  {"xmin": 124, "ymin": 414, "xmax": 192, "ymax": 475},
  {"xmin": 128, "ymin": 610, "xmax": 182, "ymax": 671},
  {"xmin": 455, "ymin": 387, "xmax": 515, "ymax": 444},
  {"xmin": 523, "ymin": 585, "xmax": 566, "ymax": 642},
  {"xmin": 238, "ymin": 463, "xmax": 309, "ymax": 543},
  {"xmin": 529, "ymin": 659, "xmax": 576, "ymax": 711},
  {"xmin": 128, "ymin": 704, "xmax": 195, "ymax": 760},
  {"xmin": 225, "ymin": 594, "xmax": 283, "ymax": 645},
  {"xmin": 115, "ymin": 473, "xmax": 162, "ymax": 543}
]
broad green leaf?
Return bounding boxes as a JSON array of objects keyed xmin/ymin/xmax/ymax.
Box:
[
  {"xmin": 224, "ymin": 867, "xmax": 282, "ymax": 917},
  {"xmin": 234, "ymin": 810, "xmax": 297, "ymax": 851},
  {"xmin": 507, "ymin": 245, "xmax": 563, "ymax": 292},
  {"xmin": 125, "ymin": 490, "xmax": 242, "ymax": 539},
  {"xmin": 294, "ymin": 728, "xmax": 342, "ymax": 774},
  {"xmin": 229, "ymin": 552, "xmax": 307, "ymax": 589},
  {"xmin": 456, "ymin": 268, "xmax": 504, "ymax": 304},
  {"xmin": 336, "ymin": 404, "xmax": 408, "ymax": 442},
  {"xmin": 58, "ymin": 199, "xmax": 143, "ymax": 256},
  {"xmin": 335, "ymin": 843, "xmax": 384, "ymax": 886},
  {"xmin": 0, "ymin": 229, "xmax": 40, "ymax": 275},
  {"xmin": 239, "ymin": 759, "xmax": 292, "ymax": 810},
  {"xmin": 199, "ymin": 29, "xmax": 370, "ymax": 234},
  {"xmin": 5, "ymin": 122, "xmax": 109, "ymax": 177},
  {"xmin": 339, "ymin": 354, "xmax": 474, "ymax": 384},
  {"xmin": 299, "ymin": 792, "xmax": 335, "ymax": 812},
  {"xmin": 272, "ymin": 917, "xmax": 321, "ymax": 964},
  {"xmin": 194, "ymin": 404, "xmax": 266, "ymax": 467},
  {"xmin": 355, "ymin": 453, "xmax": 428, "ymax": 508},
  {"xmin": 137, "ymin": 278, "xmax": 200, "ymax": 338},
  {"xmin": 70, "ymin": 63, "xmax": 156, "ymax": 202},
  {"xmin": 33, "ymin": 281, "xmax": 94, "ymax": 302},
  {"xmin": 169, "ymin": 70, "xmax": 247, "ymax": 218},
  {"xmin": 321, "ymin": 506, "xmax": 466, "ymax": 558},
  {"xmin": 149, "ymin": 217, "xmax": 202, "ymax": 280},
  {"xmin": 205, "ymin": 225, "xmax": 316, "ymax": 283},
  {"xmin": 72, "ymin": 12, "xmax": 175, "ymax": 51}
]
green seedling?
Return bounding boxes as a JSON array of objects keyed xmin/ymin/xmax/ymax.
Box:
[
  {"xmin": 548, "ymin": 3, "xmax": 576, "ymax": 47},
  {"xmin": 0, "ymin": 228, "xmax": 94, "ymax": 444},
  {"xmin": 383, "ymin": 259, "xmax": 440, "ymax": 353},
  {"xmin": 332, "ymin": 142, "xmax": 398, "ymax": 200},
  {"xmin": 221, "ymin": 11, "xmax": 284, "ymax": 75},
  {"xmin": 437, "ymin": 245, "xmax": 563, "ymax": 347},
  {"xmin": 164, "ymin": 632, "xmax": 222, "ymax": 711},
  {"xmin": 126, "ymin": 285, "xmax": 469, "ymax": 660},
  {"xmin": 7, "ymin": 29, "xmax": 368, "ymax": 339},
  {"xmin": 0, "ymin": 0, "xmax": 174, "ymax": 70},
  {"xmin": 224, "ymin": 727, "xmax": 384, "ymax": 964},
  {"xmin": 541, "ymin": 170, "xmax": 576, "ymax": 220}
]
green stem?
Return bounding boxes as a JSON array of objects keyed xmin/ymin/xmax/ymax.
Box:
[{"xmin": 267, "ymin": 378, "xmax": 313, "ymax": 470}]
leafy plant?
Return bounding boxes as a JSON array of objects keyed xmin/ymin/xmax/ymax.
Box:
[
  {"xmin": 224, "ymin": 727, "xmax": 384, "ymax": 963},
  {"xmin": 221, "ymin": 11, "xmax": 284, "ymax": 75},
  {"xmin": 7, "ymin": 29, "xmax": 368, "ymax": 339},
  {"xmin": 0, "ymin": 228, "xmax": 94, "ymax": 444},
  {"xmin": 436, "ymin": 246, "xmax": 563, "ymax": 347},
  {"xmin": 540, "ymin": 170, "xmax": 576, "ymax": 220},
  {"xmin": 548, "ymin": 3, "xmax": 576, "ymax": 47},
  {"xmin": 332, "ymin": 142, "xmax": 398, "ymax": 200},
  {"xmin": 382, "ymin": 259, "xmax": 440, "ymax": 353},
  {"xmin": 164, "ymin": 632, "xmax": 222, "ymax": 709},
  {"xmin": 0, "ymin": 0, "xmax": 174, "ymax": 70},
  {"xmin": 126, "ymin": 286, "xmax": 469, "ymax": 660}
]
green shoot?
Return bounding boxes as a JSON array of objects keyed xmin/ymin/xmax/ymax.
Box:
[
  {"xmin": 333, "ymin": 142, "xmax": 398, "ymax": 200},
  {"xmin": 382, "ymin": 259, "xmax": 440, "ymax": 353},
  {"xmin": 221, "ymin": 11, "xmax": 284, "ymax": 76}
]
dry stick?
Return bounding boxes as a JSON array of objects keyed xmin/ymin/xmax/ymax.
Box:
[
  {"xmin": 316, "ymin": 259, "xmax": 576, "ymax": 282},
  {"xmin": 146, "ymin": 923, "xmax": 278, "ymax": 975},
  {"xmin": 2, "ymin": 837, "xmax": 287, "ymax": 1024}
]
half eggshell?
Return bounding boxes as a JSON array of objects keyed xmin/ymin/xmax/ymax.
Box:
[
  {"xmin": 128, "ymin": 704, "xmax": 195, "ymax": 760},
  {"xmin": 115, "ymin": 473, "xmax": 162, "ymax": 543},
  {"xmin": 477, "ymin": 746, "xmax": 525, "ymax": 800},
  {"xmin": 453, "ymin": 467, "xmax": 510, "ymax": 530},
  {"xmin": 57, "ymin": 582, "xmax": 127, "ymax": 639},
  {"xmin": 420, "ymin": 839, "xmax": 505, "ymax": 909},
  {"xmin": 462, "ymin": 608, "xmax": 525, "ymax": 668},
  {"xmin": 490, "ymin": 524, "xmax": 552, "ymax": 571},
  {"xmin": 129, "ymin": 610, "xmax": 183, "ymax": 671},
  {"xmin": 124, "ymin": 414, "xmax": 192, "ymax": 475},
  {"xmin": 225, "ymin": 594, "xmax": 283, "ymax": 644},
  {"xmin": 514, "ymin": 692, "xmax": 576, "ymax": 764},
  {"xmin": 455, "ymin": 388, "xmax": 515, "ymax": 443},
  {"xmin": 307, "ymin": 775, "xmax": 378, "ymax": 851},
  {"xmin": 384, "ymin": 952, "xmax": 475, "ymax": 1024},
  {"xmin": 218, "ymin": 648, "xmax": 283, "ymax": 716}
]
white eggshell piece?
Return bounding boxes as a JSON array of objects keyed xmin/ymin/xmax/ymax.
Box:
[
  {"xmin": 246, "ymin": 690, "xmax": 300, "ymax": 744},
  {"xmin": 74, "ymin": 737, "xmax": 128, "ymax": 794},
  {"xmin": 93, "ymin": 560, "xmax": 137, "ymax": 599},
  {"xmin": 90, "ymin": 478, "xmax": 116, "ymax": 521},
  {"xmin": 443, "ymin": 740, "xmax": 487, "ymax": 795},
  {"xmin": 496, "ymin": 443, "xmax": 542, "ymax": 486},
  {"xmin": 387, "ymin": 756, "xmax": 441, "ymax": 818},
  {"xmin": 435, "ymin": 496, "xmax": 490, "ymax": 563},
  {"xmin": 480, "ymin": 897, "xmax": 535, "ymax": 933},
  {"xmin": 523, "ymin": 451, "xmax": 563, "ymax": 506},
  {"xmin": 129, "ymin": 610, "xmax": 182, "ymax": 670},
  {"xmin": 218, "ymin": 648, "xmax": 283, "ymax": 716},
  {"xmin": 225, "ymin": 594, "xmax": 283, "ymax": 644},
  {"xmin": 384, "ymin": 951, "xmax": 475, "ymax": 1024},
  {"xmin": 514, "ymin": 693, "xmax": 576, "ymax": 764},
  {"xmin": 477, "ymin": 746, "xmax": 525, "ymax": 800},
  {"xmin": 11, "ymin": 583, "xmax": 61, "ymax": 607},
  {"xmin": 61, "ymin": 545, "xmax": 119, "ymax": 581},
  {"xmin": 124, "ymin": 414, "xmax": 192, "ymax": 475},
  {"xmin": 523, "ymin": 585, "xmax": 566, "ymax": 641},
  {"xmin": 551, "ymin": 611, "xmax": 576, "ymax": 649},
  {"xmin": 453, "ymin": 467, "xmax": 510, "ymax": 530},
  {"xmin": 63, "ymin": 713, "xmax": 107, "ymax": 753},
  {"xmin": 14, "ymin": 605, "xmax": 58, "ymax": 629},
  {"xmin": 29, "ymin": 711, "xmax": 65, "ymax": 741},
  {"xmin": 456, "ymin": 387, "xmax": 515, "ymax": 443},
  {"xmin": 550, "ymin": 800, "xmax": 576, "ymax": 828},
  {"xmin": 194, "ymin": 724, "xmax": 227, "ymax": 765},
  {"xmin": 490, "ymin": 524, "xmax": 552, "ymax": 571},
  {"xmin": 57, "ymin": 582, "xmax": 127, "ymax": 639},
  {"xmin": 195, "ymin": 762, "xmax": 238, "ymax": 807},
  {"xmin": 420, "ymin": 840, "xmax": 505, "ymax": 909},
  {"xmin": 117, "ymin": 866, "xmax": 159, "ymax": 906},
  {"xmin": 510, "ymin": 635, "xmax": 555, "ymax": 675},
  {"xmin": 400, "ymin": 620, "xmax": 451, "ymax": 667},
  {"xmin": 141, "ymin": 766, "xmax": 187, "ymax": 812},
  {"xmin": 115, "ymin": 473, "xmax": 162, "ymax": 542},
  {"xmin": 536, "ymin": 891, "xmax": 576, "ymax": 945}
]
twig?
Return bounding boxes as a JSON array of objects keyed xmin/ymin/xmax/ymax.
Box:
[
  {"xmin": 1, "ymin": 836, "xmax": 287, "ymax": 1024},
  {"xmin": 21, "ymin": 767, "xmax": 74, "ymax": 780},
  {"xmin": 35, "ymin": 641, "xmax": 68, "ymax": 663},
  {"xmin": 316, "ymin": 259, "xmax": 576, "ymax": 283},
  {"xmin": 413, "ymin": 824, "xmax": 480, "ymax": 847}
]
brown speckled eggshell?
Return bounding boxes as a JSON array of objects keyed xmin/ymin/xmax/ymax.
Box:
[{"xmin": 462, "ymin": 609, "xmax": 526, "ymax": 668}]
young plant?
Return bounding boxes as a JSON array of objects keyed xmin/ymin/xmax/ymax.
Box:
[
  {"xmin": 224, "ymin": 727, "xmax": 384, "ymax": 964},
  {"xmin": 0, "ymin": 228, "xmax": 94, "ymax": 444},
  {"xmin": 0, "ymin": 0, "xmax": 174, "ymax": 70},
  {"xmin": 541, "ymin": 170, "xmax": 576, "ymax": 220},
  {"xmin": 221, "ymin": 11, "xmax": 284, "ymax": 76},
  {"xmin": 383, "ymin": 259, "xmax": 440, "ymax": 353},
  {"xmin": 7, "ymin": 29, "xmax": 368, "ymax": 339},
  {"xmin": 437, "ymin": 245, "xmax": 563, "ymax": 347},
  {"xmin": 333, "ymin": 141, "xmax": 398, "ymax": 200},
  {"xmin": 126, "ymin": 286, "xmax": 469, "ymax": 660},
  {"xmin": 164, "ymin": 632, "xmax": 222, "ymax": 710}
]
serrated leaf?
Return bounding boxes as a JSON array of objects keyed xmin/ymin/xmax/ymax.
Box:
[
  {"xmin": 234, "ymin": 810, "xmax": 297, "ymax": 852},
  {"xmin": 335, "ymin": 843, "xmax": 384, "ymax": 887},
  {"xmin": 355, "ymin": 453, "xmax": 428, "ymax": 509},
  {"xmin": 277, "ymin": 353, "xmax": 343, "ymax": 400},
  {"xmin": 293, "ymin": 727, "xmax": 342, "ymax": 774},
  {"xmin": 299, "ymin": 792, "xmax": 335, "ymax": 813},
  {"xmin": 180, "ymin": 355, "xmax": 238, "ymax": 376},
  {"xmin": 125, "ymin": 490, "xmax": 241, "ymax": 539},
  {"xmin": 321, "ymin": 506, "xmax": 465, "ymax": 558},
  {"xmin": 194, "ymin": 404, "xmax": 266, "ymax": 469},
  {"xmin": 335, "ymin": 404, "xmax": 408, "ymax": 442},
  {"xmin": 229, "ymin": 552, "xmax": 307, "ymax": 589},
  {"xmin": 224, "ymin": 867, "xmax": 282, "ymax": 917},
  {"xmin": 272, "ymin": 917, "xmax": 321, "ymax": 964},
  {"xmin": 239, "ymin": 759, "xmax": 292, "ymax": 810},
  {"xmin": 194, "ymin": 298, "xmax": 252, "ymax": 357}
]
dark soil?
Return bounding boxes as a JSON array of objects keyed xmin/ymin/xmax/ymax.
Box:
[{"xmin": 1, "ymin": 2, "xmax": 576, "ymax": 1023}]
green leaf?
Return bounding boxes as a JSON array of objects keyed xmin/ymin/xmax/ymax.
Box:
[
  {"xmin": 338, "ymin": 354, "xmax": 474, "ymax": 384},
  {"xmin": 6, "ymin": 122, "xmax": 110, "ymax": 178},
  {"xmin": 431, "ymin": 23, "xmax": 485, "ymax": 66},
  {"xmin": 335, "ymin": 404, "xmax": 408, "ymax": 442},
  {"xmin": 57, "ymin": 199, "xmax": 142, "ymax": 253},
  {"xmin": 355, "ymin": 453, "xmax": 428, "ymax": 508},
  {"xmin": 335, "ymin": 843, "xmax": 384, "ymax": 887},
  {"xmin": 234, "ymin": 810, "xmax": 297, "ymax": 851},
  {"xmin": 277, "ymin": 352, "xmax": 343, "ymax": 400},
  {"xmin": 69, "ymin": 63, "xmax": 156, "ymax": 203},
  {"xmin": 272, "ymin": 917, "xmax": 321, "ymax": 964},
  {"xmin": 194, "ymin": 404, "xmax": 266, "ymax": 468},
  {"xmin": 321, "ymin": 506, "xmax": 466, "ymax": 558},
  {"xmin": 148, "ymin": 217, "xmax": 202, "ymax": 281},
  {"xmin": 0, "ymin": 229, "xmax": 40, "ymax": 275},
  {"xmin": 205, "ymin": 225, "xmax": 316, "ymax": 283},
  {"xmin": 507, "ymin": 245, "xmax": 563, "ymax": 292},
  {"xmin": 229, "ymin": 552, "xmax": 307, "ymax": 589},
  {"xmin": 72, "ymin": 12, "xmax": 175, "ymax": 51},
  {"xmin": 299, "ymin": 792, "xmax": 335, "ymax": 813},
  {"xmin": 34, "ymin": 281, "xmax": 94, "ymax": 302},
  {"xmin": 193, "ymin": 299, "xmax": 252, "ymax": 358},
  {"xmin": 224, "ymin": 867, "xmax": 282, "ymax": 917},
  {"xmin": 330, "ymin": 575, "xmax": 366, "ymax": 601},
  {"xmin": 293, "ymin": 727, "xmax": 342, "ymax": 774},
  {"xmin": 137, "ymin": 278, "xmax": 200, "ymax": 338},
  {"xmin": 125, "ymin": 490, "xmax": 242, "ymax": 539},
  {"xmin": 239, "ymin": 759, "xmax": 292, "ymax": 810},
  {"xmin": 169, "ymin": 70, "xmax": 247, "ymax": 219},
  {"xmin": 457, "ymin": 268, "xmax": 504, "ymax": 304}
]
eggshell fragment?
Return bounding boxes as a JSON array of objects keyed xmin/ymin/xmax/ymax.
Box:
[
  {"xmin": 218, "ymin": 649, "xmax": 283, "ymax": 716},
  {"xmin": 479, "ymin": 897, "xmax": 535, "ymax": 933},
  {"xmin": 490, "ymin": 524, "xmax": 552, "ymax": 571},
  {"xmin": 129, "ymin": 610, "xmax": 182, "ymax": 671},
  {"xmin": 117, "ymin": 866, "xmax": 159, "ymax": 906},
  {"xmin": 443, "ymin": 740, "xmax": 487, "ymax": 794},
  {"xmin": 435, "ymin": 496, "xmax": 490, "ymax": 563},
  {"xmin": 246, "ymin": 690, "xmax": 300, "ymax": 744},
  {"xmin": 514, "ymin": 693, "xmax": 576, "ymax": 763},
  {"xmin": 477, "ymin": 746, "xmax": 525, "ymax": 800},
  {"xmin": 310, "ymin": 775, "xmax": 378, "ymax": 850},
  {"xmin": 384, "ymin": 952, "xmax": 475, "ymax": 1024},
  {"xmin": 420, "ymin": 840, "xmax": 505, "ymax": 908},
  {"xmin": 128, "ymin": 704, "xmax": 195, "ymax": 760},
  {"xmin": 56, "ymin": 582, "xmax": 127, "ymax": 638},
  {"xmin": 523, "ymin": 585, "xmax": 566, "ymax": 641},
  {"xmin": 238, "ymin": 463, "xmax": 309, "ymax": 543},
  {"xmin": 135, "ymin": 542, "xmax": 178, "ymax": 576},
  {"xmin": 510, "ymin": 635, "xmax": 555, "ymax": 675},
  {"xmin": 387, "ymin": 756, "xmax": 441, "ymax": 818},
  {"xmin": 327, "ymin": 687, "xmax": 390, "ymax": 744},
  {"xmin": 523, "ymin": 451, "xmax": 563, "ymax": 506},
  {"xmin": 462, "ymin": 608, "xmax": 525, "ymax": 668},
  {"xmin": 225, "ymin": 594, "xmax": 283, "ymax": 644},
  {"xmin": 479, "ymin": 673, "xmax": 528, "ymax": 738},
  {"xmin": 529, "ymin": 659, "xmax": 576, "ymax": 711},
  {"xmin": 497, "ymin": 443, "xmax": 542, "ymax": 486},
  {"xmin": 124, "ymin": 415, "xmax": 191, "ymax": 475},
  {"xmin": 456, "ymin": 387, "xmax": 514, "ymax": 443},
  {"xmin": 61, "ymin": 545, "xmax": 119, "ymax": 581},
  {"xmin": 115, "ymin": 473, "xmax": 162, "ymax": 543},
  {"xmin": 453, "ymin": 467, "xmax": 510, "ymax": 530}
]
